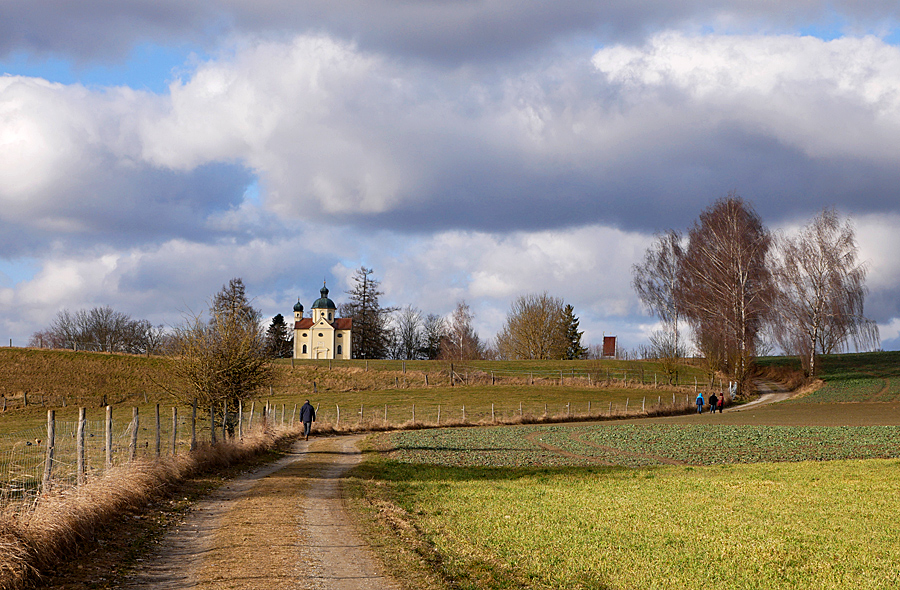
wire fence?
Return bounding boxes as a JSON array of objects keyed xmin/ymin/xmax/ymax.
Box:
[{"xmin": 0, "ymin": 402, "xmax": 279, "ymax": 507}]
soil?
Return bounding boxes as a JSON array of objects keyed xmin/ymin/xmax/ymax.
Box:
[{"xmin": 115, "ymin": 435, "xmax": 400, "ymax": 590}]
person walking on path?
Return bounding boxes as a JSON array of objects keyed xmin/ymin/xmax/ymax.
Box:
[
  {"xmin": 696, "ymin": 392, "xmax": 704, "ymax": 414},
  {"xmin": 717, "ymin": 395, "xmax": 724, "ymax": 413},
  {"xmin": 709, "ymin": 393, "xmax": 718, "ymax": 415},
  {"xmin": 300, "ymin": 400, "xmax": 316, "ymax": 441}
]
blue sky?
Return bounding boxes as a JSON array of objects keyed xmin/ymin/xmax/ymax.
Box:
[{"xmin": 2, "ymin": 1, "xmax": 900, "ymax": 353}]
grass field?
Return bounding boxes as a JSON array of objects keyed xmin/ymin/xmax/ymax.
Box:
[
  {"xmin": 347, "ymin": 351, "xmax": 900, "ymax": 590},
  {"xmin": 352, "ymin": 455, "xmax": 900, "ymax": 589},
  {"xmin": 760, "ymin": 350, "xmax": 900, "ymax": 403}
]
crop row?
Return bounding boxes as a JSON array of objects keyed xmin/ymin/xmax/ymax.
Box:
[{"xmin": 387, "ymin": 423, "xmax": 900, "ymax": 468}]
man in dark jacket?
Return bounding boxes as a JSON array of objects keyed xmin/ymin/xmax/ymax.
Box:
[{"xmin": 300, "ymin": 400, "xmax": 316, "ymax": 441}]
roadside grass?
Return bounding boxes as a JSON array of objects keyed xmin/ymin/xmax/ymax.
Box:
[
  {"xmin": 351, "ymin": 454, "xmax": 900, "ymax": 590},
  {"xmin": 0, "ymin": 426, "xmax": 299, "ymax": 590}
]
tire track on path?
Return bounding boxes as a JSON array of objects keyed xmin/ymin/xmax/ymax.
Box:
[{"xmin": 120, "ymin": 435, "xmax": 399, "ymax": 590}]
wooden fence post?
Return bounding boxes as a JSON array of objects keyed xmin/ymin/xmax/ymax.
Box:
[
  {"xmin": 462, "ymin": 405, "xmax": 466, "ymax": 422},
  {"xmin": 222, "ymin": 401, "xmax": 229, "ymax": 441},
  {"xmin": 412, "ymin": 404, "xmax": 416, "ymax": 423},
  {"xmin": 106, "ymin": 405, "xmax": 113, "ymax": 468},
  {"xmin": 238, "ymin": 400, "xmax": 243, "ymax": 440},
  {"xmin": 210, "ymin": 405, "xmax": 216, "ymax": 444},
  {"xmin": 77, "ymin": 407, "xmax": 86, "ymax": 485},
  {"xmin": 491, "ymin": 403, "xmax": 495, "ymax": 422},
  {"xmin": 155, "ymin": 404, "xmax": 161, "ymax": 458},
  {"xmin": 172, "ymin": 406, "xmax": 178, "ymax": 456},
  {"xmin": 437, "ymin": 405, "xmax": 441, "ymax": 424},
  {"xmin": 191, "ymin": 399, "xmax": 197, "ymax": 451},
  {"xmin": 336, "ymin": 404, "xmax": 340, "ymax": 426},
  {"xmin": 130, "ymin": 407, "xmax": 139, "ymax": 461},
  {"xmin": 248, "ymin": 401, "xmax": 255, "ymax": 432},
  {"xmin": 42, "ymin": 409, "xmax": 56, "ymax": 492}
]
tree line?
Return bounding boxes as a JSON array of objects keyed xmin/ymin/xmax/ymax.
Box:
[{"xmin": 632, "ymin": 193, "xmax": 878, "ymax": 390}]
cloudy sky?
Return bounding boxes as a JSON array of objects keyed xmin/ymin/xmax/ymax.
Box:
[{"xmin": 2, "ymin": 1, "xmax": 900, "ymax": 352}]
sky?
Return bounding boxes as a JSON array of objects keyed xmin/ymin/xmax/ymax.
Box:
[{"xmin": 2, "ymin": 1, "xmax": 900, "ymax": 353}]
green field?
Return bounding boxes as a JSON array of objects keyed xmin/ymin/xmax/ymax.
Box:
[{"xmin": 347, "ymin": 351, "xmax": 900, "ymax": 590}]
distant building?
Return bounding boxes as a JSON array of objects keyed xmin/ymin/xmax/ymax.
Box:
[
  {"xmin": 602, "ymin": 335, "xmax": 617, "ymax": 359},
  {"xmin": 292, "ymin": 283, "xmax": 353, "ymax": 359}
]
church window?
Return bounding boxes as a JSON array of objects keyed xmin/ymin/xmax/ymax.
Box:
[
  {"xmin": 337, "ymin": 333, "xmax": 342, "ymax": 338},
  {"xmin": 318, "ymin": 333, "xmax": 323, "ymax": 337},
  {"xmin": 302, "ymin": 344, "xmax": 307, "ymax": 354},
  {"xmin": 337, "ymin": 345, "xmax": 342, "ymax": 355}
]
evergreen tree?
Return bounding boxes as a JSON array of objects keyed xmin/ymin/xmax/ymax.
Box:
[
  {"xmin": 563, "ymin": 304, "xmax": 587, "ymax": 360},
  {"xmin": 265, "ymin": 313, "xmax": 293, "ymax": 358},
  {"xmin": 339, "ymin": 267, "xmax": 394, "ymax": 359}
]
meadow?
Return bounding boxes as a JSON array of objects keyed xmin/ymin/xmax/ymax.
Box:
[
  {"xmin": 3, "ymin": 347, "xmax": 898, "ymax": 589},
  {"xmin": 0, "ymin": 349, "xmax": 710, "ymax": 502},
  {"xmin": 347, "ymin": 351, "xmax": 900, "ymax": 590}
]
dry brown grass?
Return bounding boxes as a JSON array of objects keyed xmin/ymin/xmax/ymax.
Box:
[
  {"xmin": 0, "ymin": 426, "xmax": 298, "ymax": 590},
  {"xmin": 753, "ymin": 364, "xmax": 810, "ymax": 391}
]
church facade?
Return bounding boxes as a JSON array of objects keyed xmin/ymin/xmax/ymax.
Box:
[{"xmin": 293, "ymin": 283, "xmax": 353, "ymax": 360}]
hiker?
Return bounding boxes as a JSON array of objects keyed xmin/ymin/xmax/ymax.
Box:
[
  {"xmin": 696, "ymin": 392, "xmax": 704, "ymax": 414},
  {"xmin": 717, "ymin": 394, "xmax": 724, "ymax": 413},
  {"xmin": 709, "ymin": 393, "xmax": 718, "ymax": 415},
  {"xmin": 300, "ymin": 400, "xmax": 316, "ymax": 441}
]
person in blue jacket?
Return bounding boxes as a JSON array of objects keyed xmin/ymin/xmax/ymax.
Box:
[{"xmin": 696, "ymin": 392, "xmax": 704, "ymax": 414}]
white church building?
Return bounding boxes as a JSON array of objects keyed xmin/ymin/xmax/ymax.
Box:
[{"xmin": 292, "ymin": 283, "xmax": 353, "ymax": 360}]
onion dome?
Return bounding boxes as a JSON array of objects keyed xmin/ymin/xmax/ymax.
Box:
[{"xmin": 311, "ymin": 283, "xmax": 336, "ymax": 310}]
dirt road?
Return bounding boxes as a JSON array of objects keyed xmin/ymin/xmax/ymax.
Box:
[
  {"xmin": 121, "ymin": 435, "xmax": 399, "ymax": 590},
  {"xmin": 729, "ymin": 380, "xmax": 794, "ymax": 412}
]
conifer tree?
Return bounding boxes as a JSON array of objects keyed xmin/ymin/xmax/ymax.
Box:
[{"xmin": 563, "ymin": 304, "xmax": 587, "ymax": 360}]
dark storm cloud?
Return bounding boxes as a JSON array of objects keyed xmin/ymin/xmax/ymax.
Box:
[
  {"xmin": 0, "ymin": 161, "xmax": 254, "ymax": 257},
  {"xmin": 3, "ymin": 1, "xmax": 898, "ymax": 64}
]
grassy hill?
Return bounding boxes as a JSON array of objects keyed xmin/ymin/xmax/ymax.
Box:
[{"xmin": 758, "ymin": 350, "xmax": 900, "ymax": 403}]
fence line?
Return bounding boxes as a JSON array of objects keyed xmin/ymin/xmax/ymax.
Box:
[{"xmin": 0, "ymin": 402, "xmax": 277, "ymax": 507}]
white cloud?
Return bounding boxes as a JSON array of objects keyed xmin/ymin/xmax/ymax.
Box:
[{"xmin": 592, "ymin": 33, "xmax": 900, "ymax": 161}]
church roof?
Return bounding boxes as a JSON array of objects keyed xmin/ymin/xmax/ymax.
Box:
[
  {"xmin": 311, "ymin": 283, "xmax": 336, "ymax": 310},
  {"xmin": 295, "ymin": 317, "xmax": 352, "ymax": 330}
]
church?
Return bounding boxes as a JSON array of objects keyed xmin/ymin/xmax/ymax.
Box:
[{"xmin": 292, "ymin": 283, "xmax": 353, "ymax": 359}]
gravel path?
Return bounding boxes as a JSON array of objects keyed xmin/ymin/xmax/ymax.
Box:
[
  {"xmin": 120, "ymin": 435, "xmax": 399, "ymax": 590},
  {"xmin": 728, "ymin": 380, "xmax": 794, "ymax": 412}
]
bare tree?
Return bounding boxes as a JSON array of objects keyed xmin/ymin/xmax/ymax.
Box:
[
  {"xmin": 496, "ymin": 293, "xmax": 567, "ymax": 359},
  {"xmin": 169, "ymin": 279, "xmax": 274, "ymax": 433},
  {"xmin": 440, "ymin": 301, "xmax": 483, "ymax": 361},
  {"xmin": 770, "ymin": 208, "xmax": 879, "ymax": 375},
  {"xmin": 632, "ymin": 230, "xmax": 684, "ymax": 357},
  {"xmin": 420, "ymin": 313, "xmax": 446, "ymax": 360},
  {"xmin": 32, "ymin": 306, "xmax": 161, "ymax": 354},
  {"xmin": 392, "ymin": 305, "xmax": 424, "ymax": 360},
  {"xmin": 640, "ymin": 328, "xmax": 689, "ymax": 385},
  {"xmin": 676, "ymin": 194, "xmax": 774, "ymax": 395}
]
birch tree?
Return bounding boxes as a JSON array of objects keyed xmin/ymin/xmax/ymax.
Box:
[
  {"xmin": 770, "ymin": 208, "xmax": 879, "ymax": 375},
  {"xmin": 676, "ymin": 195, "xmax": 774, "ymax": 395},
  {"xmin": 632, "ymin": 230, "xmax": 685, "ymax": 359}
]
